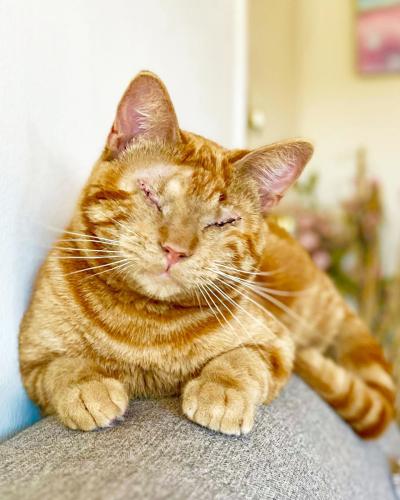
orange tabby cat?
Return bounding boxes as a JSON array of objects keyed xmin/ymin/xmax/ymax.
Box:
[{"xmin": 19, "ymin": 71, "xmax": 395, "ymax": 438}]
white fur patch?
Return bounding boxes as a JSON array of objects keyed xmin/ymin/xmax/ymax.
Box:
[
  {"xmin": 166, "ymin": 178, "xmax": 182, "ymax": 196},
  {"xmin": 134, "ymin": 163, "xmax": 177, "ymax": 181},
  {"xmin": 119, "ymin": 163, "xmax": 192, "ymax": 192}
]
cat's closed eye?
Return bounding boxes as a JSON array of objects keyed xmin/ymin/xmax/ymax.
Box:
[
  {"xmin": 138, "ymin": 180, "xmax": 161, "ymax": 211},
  {"xmin": 205, "ymin": 216, "xmax": 241, "ymax": 229}
]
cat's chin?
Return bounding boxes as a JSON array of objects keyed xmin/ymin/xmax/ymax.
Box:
[{"xmin": 136, "ymin": 271, "xmax": 186, "ymax": 301}]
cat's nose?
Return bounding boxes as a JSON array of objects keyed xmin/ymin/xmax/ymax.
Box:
[{"xmin": 161, "ymin": 244, "xmax": 189, "ymax": 268}]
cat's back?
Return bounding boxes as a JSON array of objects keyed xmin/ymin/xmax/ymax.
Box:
[
  {"xmin": 261, "ymin": 218, "xmax": 318, "ymax": 283},
  {"xmin": 259, "ymin": 219, "xmax": 347, "ymax": 348}
]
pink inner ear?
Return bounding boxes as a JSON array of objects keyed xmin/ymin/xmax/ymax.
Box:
[
  {"xmin": 262, "ymin": 159, "xmax": 301, "ymax": 194},
  {"xmin": 256, "ymin": 155, "xmax": 304, "ymax": 210},
  {"xmin": 239, "ymin": 141, "xmax": 313, "ymax": 211},
  {"xmin": 118, "ymin": 95, "xmax": 147, "ymax": 138},
  {"xmin": 261, "ymin": 192, "xmax": 283, "ymax": 209},
  {"xmin": 106, "ymin": 73, "xmax": 179, "ymax": 156}
]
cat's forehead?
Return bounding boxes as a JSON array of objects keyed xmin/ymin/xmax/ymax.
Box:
[
  {"xmin": 136, "ymin": 162, "xmax": 192, "ymax": 180},
  {"xmin": 118, "ymin": 162, "xmax": 191, "ymax": 191},
  {"xmin": 119, "ymin": 161, "xmax": 224, "ymax": 199}
]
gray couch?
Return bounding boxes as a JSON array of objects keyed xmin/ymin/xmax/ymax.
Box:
[{"xmin": 0, "ymin": 377, "xmax": 397, "ymax": 500}]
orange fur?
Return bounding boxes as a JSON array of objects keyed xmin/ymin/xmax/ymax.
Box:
[{"xmin": 19, "ymin": 72, "xmax": 394, "ymax": 437}]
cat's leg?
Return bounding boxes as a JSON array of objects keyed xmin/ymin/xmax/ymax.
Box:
[
  {"xmin": 21, "ymin": 357, "xmax": 129, "ymax": 431},
  {"xmin": 295, "ymin": 331, "xmax": 395, "ymax": 439},
  {"xmin": 182, "ymin": 335, "xmax": 294, "ymax": 435}
]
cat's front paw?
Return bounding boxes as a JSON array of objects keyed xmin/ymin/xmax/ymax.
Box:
[
  {"xmin": 182, "ymin": 378, "xmax": 256, "ymax": 436},
  {"xmin": 55, "ymin": 378, "xmax": 129, "ymax": 431}
]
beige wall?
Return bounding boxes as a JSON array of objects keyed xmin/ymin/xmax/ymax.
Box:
[
  {"xmin": 249, "ymin": 0, "xmax": 400, "ymax": 269},
  {"xmin": 248, "ymin": 0, "xmax": 297, "ymax": 146}
]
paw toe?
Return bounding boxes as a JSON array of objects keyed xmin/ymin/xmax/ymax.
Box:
[{"xmin": 56, "ymin": 378, "xmax": 129, "ymax": 431}]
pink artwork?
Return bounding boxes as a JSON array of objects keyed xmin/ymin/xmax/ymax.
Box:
[{"xmin": 356, "ymin": 1, "xmax": 400, "ymax": 74}]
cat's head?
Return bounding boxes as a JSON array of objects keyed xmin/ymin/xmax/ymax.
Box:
[{"xmin": 78, "ymin": 71, "xmax": 313, "ymax": 302}]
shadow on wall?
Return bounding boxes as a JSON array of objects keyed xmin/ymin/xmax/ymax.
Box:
[{"xmin": 0, "ymin": 126, "xmax": 84, "ymax": 441}]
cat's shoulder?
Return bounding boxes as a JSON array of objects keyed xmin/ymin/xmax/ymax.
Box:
[{"xmin": 264, "ymin": 218, "xmax": 298, "ymax": 246}]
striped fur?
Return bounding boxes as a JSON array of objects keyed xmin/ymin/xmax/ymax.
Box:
[
  {"xmin": 295, "ymin": 348, "xmax": 394, "ymax": 439},
  {"xmin": 262, "ymin": 222, "xmax": 396, "ymax": 438},
  {"xmin": 19, "ymin": 72, "xmax": 394, "ymax": 438}
]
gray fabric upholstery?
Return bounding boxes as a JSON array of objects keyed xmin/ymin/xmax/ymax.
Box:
[{"xmin": 0, "ymin": 376, "xmax": 396, "ymax": 500}]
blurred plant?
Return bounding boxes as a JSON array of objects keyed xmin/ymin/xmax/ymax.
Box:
[{"xmin": 275, "ymin": 148, "xmax": 400, "ymax": 422}]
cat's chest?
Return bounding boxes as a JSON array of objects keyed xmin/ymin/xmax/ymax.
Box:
[
  {"xmin": 92, "ymin": 329, "xmax": 233, "ymax": 397},
  {"xmin": 82, "ymin": 298, "xmax": 277, "ymax": 396},
  {"xmin": 93, "ymin": 325, "xmax": 234, "ymax": 375}
]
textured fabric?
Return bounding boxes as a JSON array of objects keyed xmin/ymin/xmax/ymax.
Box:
[{"xmin": 0, "ymin": 376, "xmax": 396, "ymax": 500}]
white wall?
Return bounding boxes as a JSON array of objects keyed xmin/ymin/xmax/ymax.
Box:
[{"xmin": 0, "ymin": 0, "xmax": 247, "ymax": 440}]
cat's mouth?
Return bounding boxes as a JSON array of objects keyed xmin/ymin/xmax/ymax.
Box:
[
  {"xmin": 141, "ymin": 263, "xmax": 182, "ymax": 281},
  {"xmin": 136, "ymin": 267, "xmax": 186, "ymax": 300},
  {"xmin": 156, "ymin": 269, "xmax": 180, "ymax": 282}
]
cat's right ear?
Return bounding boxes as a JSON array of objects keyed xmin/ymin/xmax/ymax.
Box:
[{"xmin": 105, "ymin": 71, "xmax": 180, "ymax": 158}]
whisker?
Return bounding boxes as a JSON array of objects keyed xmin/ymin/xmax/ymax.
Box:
[
  {"xmin": 83, "ymin": 260, "xmax": 132, "ymax": 280},
  {"xmin": 94, "ymin": 188, "xmax": 142, "ymax": 239},
  {"xmin": 251, "ymin": 283, "xmax": 311, "ymax": 297},
  {"xmin": 204, "ymin": 282, "xmax": 237, "ymax": 333},
  {"xmin": 198, "ymin": 281, "xmax": 251, "ymax": 350},
  {"xmin": 208, "ymin": 276, "xmax": 268, "ymax": 331},
  {"xmin": 210, "ymin": 271, "xmax": 290, "ymax": 332},
  {"xmin": 50, "ymin": 254, "xmax": 125, "ymax": 260},
  {"xmin": 250, "ymin": 287, "xmax": 308, "ymax": 326},
  {"xmin": 203, "ymin": 279, "xmax": 252, "ymax": 336},
  {"xmin": 198, "ymin": 284, "xmax": 223, "ymax": 329},
  {"xmin": 107, "ymin": 216, "xmax": 141, "ymax": 238},
  {"xmin": 193, "ymin": 287, "xmax": 203, "ymax": 311},
  {"xmin": 213, "ymin": 261, "xmax": 285, "ymax": 277},
  {"xmin": 52, "ymin": 246, "xmax": 123, "ymax": 254},
  {"xmin": 198, "ymin": 284, "xmax": 216, "ymax": 314},
  {"xmin": 201, "ymin": 284, "xmax": 226, "ymax": 331},
  {"xmin": 43, "ymin": 225, "xmax": 119, "ymax": 245},
  {"xmin": 213, "ymin": 261, "xmax": 295, "ymax": 288},
  {"xmin": 56, "ymin": 238, "xmax": 120, "ymax": 247},
  {"xmin": 213, "ymin": 268, "xmax": 310, "ymax": 297},
  {"xmin": 204, "ymin": 279, "xmax": 275, "ymax": 359},
  {"xmin": 211, "ymin": 268, "xmax": 308, "ymax": 329},
  {"xmin": 65, "ymin": 258, "xmax": 129, "ymax": 276}
]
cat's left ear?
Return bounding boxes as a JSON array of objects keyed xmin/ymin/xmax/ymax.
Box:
[
  {"xmin": 234, "ymin": 140, "xmax": 313, "ymax": 211},
  {"xmin": 106, "ymin": 71, "xmax": 180, "ymax": 158}
]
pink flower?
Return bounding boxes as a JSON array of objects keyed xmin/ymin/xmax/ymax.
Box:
[
  {"xmin": 299, "ymin": 230, "xmax": 320, "ymax": 252},
  {"xmin": 312, "ymin": 250, "xmax": 331, "ymax": 271},
  {"xmin": 298, "ymin": 214, "xmax": 315, "ymax": 230}
]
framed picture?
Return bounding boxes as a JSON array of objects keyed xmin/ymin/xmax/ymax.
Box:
[{"xmin": 356, "ymin": 0, "xmax": 400, "ymax": 74}]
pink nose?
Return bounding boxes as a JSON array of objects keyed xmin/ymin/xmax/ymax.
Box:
[{"xmin": 162, "ymin": 244, "xmax": 189, "ymax": 268}]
